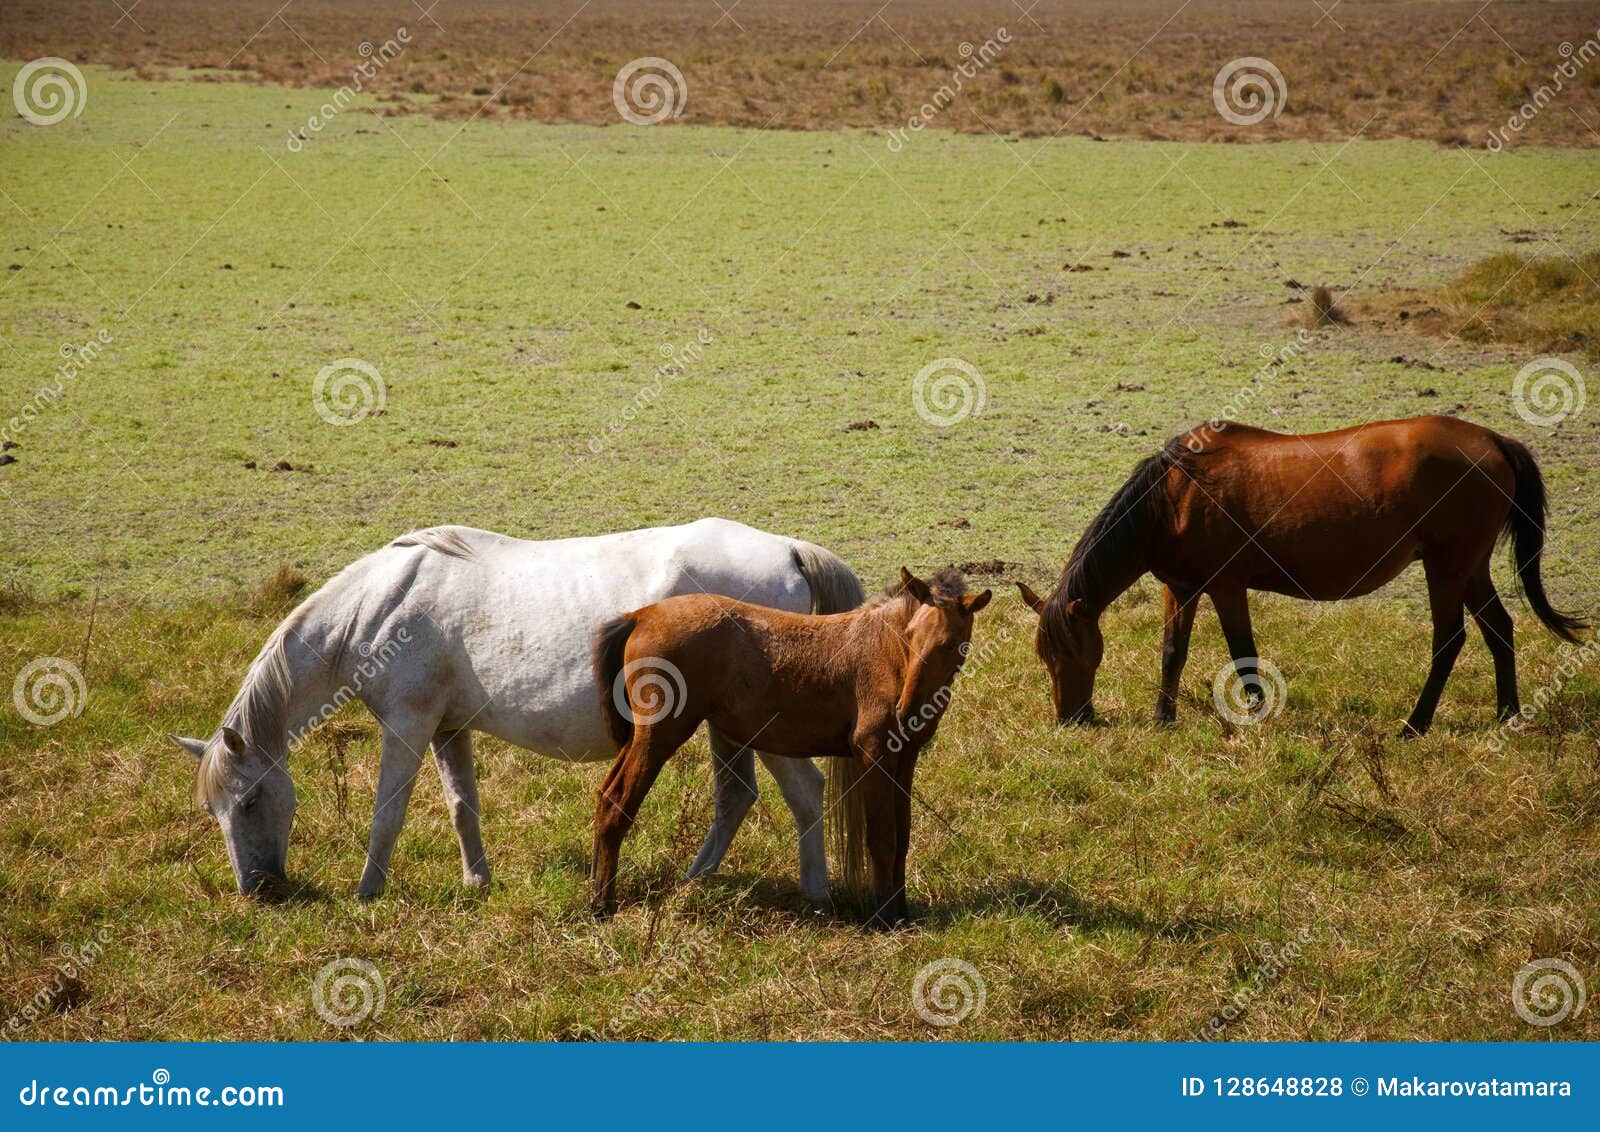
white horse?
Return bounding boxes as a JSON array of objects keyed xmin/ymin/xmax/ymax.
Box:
[{"xmin": 171, "ymin": 519, "xmax": 864, "ymax": 903}]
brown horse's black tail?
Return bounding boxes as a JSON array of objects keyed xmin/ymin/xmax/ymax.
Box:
[
  {"xmin": 594, "ymin": 613, "xmax": 639, "ymax": 749},
  {"xmin": 1493, "ymin": 433, "xmax": 1588, "ymax": 643}
]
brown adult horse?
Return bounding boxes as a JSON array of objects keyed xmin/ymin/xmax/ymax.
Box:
[
  {"xmin": 592, "ymin": 568, "xmax": 990, "ymax": 924},
  {"xmin": 1017, "ymin": 416, "xmax": 1586, "ymax": 734}
]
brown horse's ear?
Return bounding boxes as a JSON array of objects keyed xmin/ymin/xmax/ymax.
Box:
[
  {"xmin": 963, "ymin": 590, "xmax": 992, "ymax": 614},
  {"xmin": 1016, "ymin": 582, "xmax": 1045, "ymax": 614},
  {"xmin": 899, "ymin": 567, "xmax": 932, "ymax": 605}
]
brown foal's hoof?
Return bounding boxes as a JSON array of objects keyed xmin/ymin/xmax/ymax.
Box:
[{"xmin": 591, "ymin": 899, "xmax": 616, "ymax": 921}]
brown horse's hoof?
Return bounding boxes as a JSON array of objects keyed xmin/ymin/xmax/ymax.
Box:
[
  {"xmin": 591, "ymin": 900, "xmax": 616, "ymax": 921},
  {"xmin": 1398, "ymin": 720, "xmax": 1426, "ymax": 740}
]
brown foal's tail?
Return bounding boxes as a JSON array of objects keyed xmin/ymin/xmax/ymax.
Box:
[
  {"xmin": 791, "ymin": 540, "xmax": 872, "ymax": 896},
  {"xmin": 1493, "ymin": 433, "xmax": 1588, "ymax": 643},
  {"xmin": 594, "ymin": 613, "xmax": 640, "ymax": 749}
]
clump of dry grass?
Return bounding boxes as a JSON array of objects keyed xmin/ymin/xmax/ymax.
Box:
[
  {"xmin": 1307, "ymin": 285, "xmax": 1350, "ymax": 327},
  {"xmin": 244, "ymin": 564, "xmax": 311, "ymax": 617},
  {"xmin": 1358, "ymin": 249, "xmax": 1600, "ymax": 359}
]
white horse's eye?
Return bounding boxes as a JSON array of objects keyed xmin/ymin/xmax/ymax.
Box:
[{"xmin": 239, "ymin": 791, "xmax": 258, "ymax": 811}]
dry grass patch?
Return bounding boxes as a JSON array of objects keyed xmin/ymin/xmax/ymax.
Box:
[{"xmin": 1357, "ymin": 250, "xmax": 1600, "ymax": 359}]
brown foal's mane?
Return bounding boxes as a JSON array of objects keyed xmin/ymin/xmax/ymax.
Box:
[
  {"xmin": 863, "ymin": 567, "xmax": 968, "ymax": 610},
  {"xmin": 1042, "ymin": 436, "xmax": 1191, "ymax": 643}
]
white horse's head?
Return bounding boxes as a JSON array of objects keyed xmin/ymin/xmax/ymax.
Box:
[{"xmin": 173, "ymin": 727, "xmax": 296, "ymax": 896}]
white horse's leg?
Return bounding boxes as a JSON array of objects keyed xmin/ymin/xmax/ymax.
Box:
[
  {"xmin": 759, "ymin": 753, "xmax": 829, "ymax": 904},
  {"xmin": 432, "ymin": 728, "xmax": 490, "ymax": 889},
  {"xmin": 685, "ymin": 728, "xmax": 757, "ymax": 881},
  {"xmin": 357, "ymin": 714, "xmax": 438, "ymax": 899}
]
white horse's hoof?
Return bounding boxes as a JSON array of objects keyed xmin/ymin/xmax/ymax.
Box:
[{"xmin": 463, "ymin": 871, "xmax": 491, "ymax": 889}]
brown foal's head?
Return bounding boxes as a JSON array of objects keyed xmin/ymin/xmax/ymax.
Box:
[
  {"xmin": 893, "ymin": 567, "xmax": 991, "ymax": 728},
  {"xmin": 1017, "ymin": 581, "xmax": 1101, "ymax": 724}
]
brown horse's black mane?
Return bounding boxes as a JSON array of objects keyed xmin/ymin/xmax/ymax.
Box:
[
  {"xmin": 1045, "ymin": 436, "xmax": 1192, "ymax": 628},
  {"xmin": 867, "ymin": 567, "xmax": 967, "ymax": 608}
]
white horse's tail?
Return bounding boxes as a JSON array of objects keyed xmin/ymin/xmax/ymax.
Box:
[
  {"xmin": 790, "ymin": 540, "xmax": 872, "ymax": 897},
  {"xmin": 789, "ymin": 540, "xmax": 866, "ymax": 615}
]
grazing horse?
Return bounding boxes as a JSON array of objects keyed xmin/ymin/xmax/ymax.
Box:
[
  {"xmin": 1017, "ymin": 416, "xmax": 1586, "ymax": 734},
  {"xmin": 171, "ymin": 519, "xmax": 864, "ymax": 900},
  {"xmin": 593, "ymin": 568, "xmax": 991, "ymax": 924}
]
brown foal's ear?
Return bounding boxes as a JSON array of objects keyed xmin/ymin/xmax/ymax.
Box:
[
  {"xmin": 963, "ymin": 590, "xmax": 992, "ymax": 614},
  {"xmin": 1016, "ymin": 582, "xmax": 1045, "ymax": 614},
  {"xmin": 899, "ymin": 567, "xmax": 932, "ymax": 605}
]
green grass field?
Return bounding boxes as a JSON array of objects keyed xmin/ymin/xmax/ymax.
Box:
[{"xmin": 2, "ymin": 66, "xmax": 1598, "ymax": 1040}]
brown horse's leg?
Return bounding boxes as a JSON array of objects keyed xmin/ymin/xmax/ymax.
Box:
[
  {"xmin": 1157, "ymin": 585, "xmax": 1199, "ymax": 723},
  {"xmin": 1209, "ymin": 586, "xmax": 1263, "ymax": 707},
  {"xmin": 887, "ymin": 752, "xmax": 918, "ymax": 924},
  {"xmin": 854, "ymin": 742, "xmax": 906, "ymax": 927},
  {"xmin": 1404, "ymin": 561, "xmax": 1471, "ymax": 737},
  {"xmin": 1465, "ymin": 560, "xmax": 1519, "ymax": 721},
  {"xmin": 591, "ymin": 728, "xmax": 677, "ymax": 918}
]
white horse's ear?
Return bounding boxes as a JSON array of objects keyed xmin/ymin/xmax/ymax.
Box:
[
  {"xmin": 220, "ymin": 726, "xmax": 246, "ymax": 756},
  {"xmin": 171, "ymin": 735, "xmax": 207, "ymax": 761}
]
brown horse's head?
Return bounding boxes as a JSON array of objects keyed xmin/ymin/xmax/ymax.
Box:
[
  {"xmin": 1017, "ymin": 582, "xmax": 1101, "ymax": 724},
  {"xmin": 894, "ymin": 567, "xmax": 991, "ymax": 727}
]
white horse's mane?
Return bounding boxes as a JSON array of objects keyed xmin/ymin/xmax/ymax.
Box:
[{"xmin": 197, "ymin": 528, "xmax": 478, "ymax": 805}]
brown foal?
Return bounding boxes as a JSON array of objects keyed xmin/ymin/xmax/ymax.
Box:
[
  {"xmin": 1019, "ymin": 415, "xmax": 1586, "ymax": 735},
  {"xmin": 592, "ymin": 568, "xmax": 990, "ymax": 924}
]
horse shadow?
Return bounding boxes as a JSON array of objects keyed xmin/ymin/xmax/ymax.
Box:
[{"xmin": 916, "ymin": 877, "xmax": 1241, "ymax": 940}]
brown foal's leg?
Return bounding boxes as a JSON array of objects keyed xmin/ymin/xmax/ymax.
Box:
[
  {"xmin": 591, "ymin": 726, "xmax": 678, "ymax": 917},
  {"xmin": 1156, "ymin": 584, "xmax": 1199, "ymax": 723},
  {"xmin": 854, "ymin": 738, "xmax": 905, "ymax": 927},
  {"xmin": 1209, "ymin": 585, "xmax": 1263, "ymax": 706},
  {"xmin": 887, "ymin": 752, "xmax": 918, "ymax": 924},
  {"xmin": 1465, "ymin": 558, "xmax": 1520, "ymax": 721},
  {"xmin": 1404, "ymin": 557, "xmax": 1471, "ymax": 737}
]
